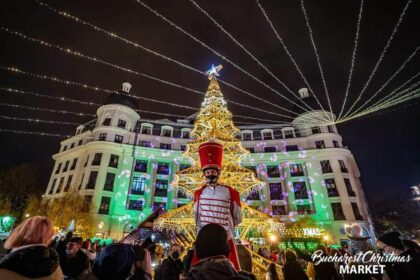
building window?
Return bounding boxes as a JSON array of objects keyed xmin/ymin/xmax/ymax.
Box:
[
  {"xmin": 245, "ymin": 166, "xmax": 257, "ymax": 177},
  {"xmin": 293, "ymin": 181, "xmax": 308, "ymax": 199},
  {"xmin": 179, "ymin": 164, "xmax": 191, "ymax": 171},
  {"xmin": 181, "ymin": 130, "xmax": 191, "ymax": 139},
  {"xmin": 333, "ymin": 140, "xmax": 340, "ymax": 148},
  {"xmin": 128, "ymin": 200, "xmax": 143, "ymax": 211},
  {"xmin": 62, "ymin": 146, "xmax": 67, "ymax": 152},
  {"xmin": 242, "ymin": 132, "xmax": 252, "ymax": 140},
  {"xmin": 82, "ymin": 195, "xmax": 92, "ymax": 212},
  {"xmin": 290, "ymin": 164, "xmax": 304, "ymax": 177},
  {"xmin": 139, "ymin": 140, "xmax": 152, "ymax": 148},
  {"xmin": 152, "ymin": 202, "xmax": 166, "ymax": 211},
  {"xmin": 269, "ymin": 183, "xmax": 283, "ymax": 200},
  {"xmin": 331, "ymin": 203, "xmax": 346, "ymax": 220},
  {"xmin": 312, "ymin": 127, "xmax": 321, "ymax": 134},
  {"xmin": 115, "ymin": 135, "xmax": 123, "ymax": 143},
  {"xmin": 324, "ymin": 178, "xmax": 339, "ymax": 197},
  {"xmin": 86, "ymin": 171, "xmax": 98, "ymax": 189},
  {"xmin": 282, "ymin": 129, "xmax": 294, "ymax": 139},
  {"xmin": 134, "ymin": 160, "xmax": 148, "ymax": 173},
  {"xmin": 78, "ymin": 140, "xmax": 83, "ymax": 146},
  {"xmin": 99, "ymin": 133, "xmax": 107, "ymax": 141},
  {"xmin": 320, "ymin": 160, "xmax": 332, "ymax": 173},
  {"xmin": 161, "ymin": 128, "xmax": 172, "ymax": 137},
  {"xmin": 131, "ymin": 177, "xmax": 146, "ymax": 195},
  {"xmin": 70, "ymin": 143, "xmax": 75, "ymax": 149},
  {"xmin": 104, "ymin": 173, "xmax": 115, "ymax": 191},
  {"xmin": 64, "ymin": 175, "xmax": 73, "ymax": 192},
  {"xmin": 63, "ymin": 161, "xmax": 69, "ymax": 172},
  {"xmin": 157, "ymin": 162, "xmax": 170, "ymax": 175},
  {"xmin": 246, "ymin": 189, "xmax": 260, "ymax": 200},
  {"xmin": 339, "ymin": 160, "xmax": 348, "ymax": 173},
  {"xmin": 315, "ymin": 140, "xmax": 326, "ymax": 149},
  {"xmin": 264, "ymin": 146, "xmax": 277, "ymax": 153},
  {"xmin": 286, "ymin": 145, "xmax": 299, "ymax": 152},
  {"xmin": 262, "ymin": 131, "xmax": 273, "ymax": 140},
  {"xmin": 102, "ymin": 118, "xmax": 111, "ymax": 126},
  {"xmin": 247, "ymin": 147, "xmax": 255, "ymax": 153},
  {"xmin": 98, "ymin": 197, "xmax": 111, "ymax": 215},
  {"xmin": 178, "ymin": 189, "xmax": 188, "ymax": 198},
  {"xmin": 92, "ymin": 153, "xmax": 102, "ymax": 166},
  {"xmin": 109, "ymin": 154, "xmax": 119, "ymax": 168},
  {"xmin": 155, "ymin": 179, "xmax": 168, "ymax": 197},
  {"xmin": 49, "ymin": 179, "xmax": 57, "ymax": 194},
  {"xmin": 180, "ymin": 145, "xmax": 186, "ymax": 151},
  {"xmin": 328, "ymin": 126, "xmax": 334, "ymax": 133},
  {"xmin": 352, "ymin": 203, "xmax": 363, "ymax": 220},
  {"xmin": 117, "ymin": 119, "xmax": 127, "ymax": 129},
  {"xmin": 57, "ymin": 177, "xmax": 65, "ymax": 193},
  {"xmin": 55, "ymin": 163, "xmax": 62, "ymax": 174},
  {"xmin": 344, "ymin": 178, "xmax": 356, "ymax": 197},
  {"xmin": 297, "ymin": 204, "xmax": 311, "ymax": 215},
  {"xmin": 141, "ymin": 125, "xmax": 152, "ymax": 135},
  {"xmin": 160, "ymin": 143, "xmax": 171, "ymax": 150},
  {"xmin": 272, "ymin": 205, "xmax": 286, "ymax": 215},
  {"xmin": 267, "ymin": 166, "xmax": 280, "ymax": 178},
  {"xmin": 70, "ymin": 158, "xmax": 78, "ymax": 170}
]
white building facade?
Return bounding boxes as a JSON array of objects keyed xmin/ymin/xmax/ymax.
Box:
[{"xmin": 44, "ymin": 83, "xmax": 374, "ymax": 246}]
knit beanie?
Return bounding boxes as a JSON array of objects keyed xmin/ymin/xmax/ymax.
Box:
[
  {"xmin": 195, "ymin": 224, "xmax": 229, "ymax": 259},
  {"xmin": 377, "ymin": 231, "xmax": 404, "ymax": 250}
]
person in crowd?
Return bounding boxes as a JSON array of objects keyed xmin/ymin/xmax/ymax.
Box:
[
  {"xmin": 0, "ymin": 239, "xmax": 8, "ymax": 259},
  {"xmin": 345, "ymin": 224, "xmax": 373, "ymax": 256},
  {"xmin": 291, "ymin": 241, "xmax": 339, "ymax": 280},
  {"xmin": 129, "ymin": 246, "xmax": 152, "ymax": 280},
  {"xmin": 377, "ymin": 231, "xmax": 420, "ymax": 280},
  {"xmin": 185, "ymin": 223, "xmax": 254, "ymax": 280},
  {"xmin": 80, "ymin": 239, "xmax": 96, "ymax": 263},
  {"xmin": 93, "ymin": 243, "xmax": 136, "ymax": 280},
  {"xmin": 155, "ymin": 243, "xmax": 183, "ymax": 280},
  {"xmin": 236, "ymin": 241, "xmax": 252, "ymax": 273},
  {"xmin": 282, "ymin": 250, "xmax": 308, "ymax": 280},
  {"xmin": 57, "ymin": 236, "xmax": 89, "ymax": 279},
  {"xmin": 270, "ymin": 250, "xmax": 279, "ymax": 263},
  {"xmin": 183, "ymin": 242, "xmax": 195, "ymax": 275},
  {"xmin": 0, "ymin": 216, "xmax": 63, "ymax": 280},
  {"xmin": 266, "ymin": 262, "xmax": 280, "ymax": 280}
]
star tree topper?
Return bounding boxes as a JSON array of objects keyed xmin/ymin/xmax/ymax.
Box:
[{"xmin": 206, "ymin": 64, "xmax": 223, "ymax": 80}]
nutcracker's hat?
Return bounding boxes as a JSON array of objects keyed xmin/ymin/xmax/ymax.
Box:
[{"xmin": 198, "ymin": 141, "xmax": 223, "ymax": 171}]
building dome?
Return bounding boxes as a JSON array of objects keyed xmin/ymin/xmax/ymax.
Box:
[
  {"xmin": 292, "ymin": 88, "xmax": 327, "ymax": 115},
  {"xmin": 104, "ymin": 82, "xmax": 139, "ymax": 110}
]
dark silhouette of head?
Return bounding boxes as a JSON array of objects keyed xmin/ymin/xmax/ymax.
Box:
[{"xmin": 195, "ymin": 223, "xmax": 229, "ymax": 259}]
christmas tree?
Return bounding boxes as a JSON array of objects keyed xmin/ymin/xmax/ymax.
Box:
[{"xmin": 172, "ymin": 64, "xmax": 262, "ymax": 195}]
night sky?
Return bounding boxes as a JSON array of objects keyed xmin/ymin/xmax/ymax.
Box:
[{"xmin": 0, "ymin": 0, "xmax": 419, "ymax": 200}]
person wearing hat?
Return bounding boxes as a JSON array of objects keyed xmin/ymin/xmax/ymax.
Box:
[
  {"xmin": 192, "ymin": 141, "xmax": 242, "ymax": 270},
  {"xmin": 377, "ymin": 231, "xmax": 420, "ymax": 280},
  {"xmin": 58, "ymin": 236, "xmax": 89, "ymax": 279}
]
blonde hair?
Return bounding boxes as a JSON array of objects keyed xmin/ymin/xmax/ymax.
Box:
[{"xmin": 4, "ymin": 216, "xmax": 54, "ymax": 249}]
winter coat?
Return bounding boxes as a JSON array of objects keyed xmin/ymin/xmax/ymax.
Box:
[
  {"xmin": 237, "ymin": 244, "xmax": 253, "ymax": 273},
  {"xmin": 294, "ymin": 248, "xmax": 339, "ymax": 280},
  {"xmin": 185, "ymin": 256, "xmax": 254, "ymax": 280},
  {"xmin": 127, "ymin": 269, "xmax": 152, "ymax": 280},
  {"xmin": 282, "ymin": 260, "xmax": 308, "ymax": 280},
  {"xmin": 156, "ymin": 255, "xmax": 183, "ymax": 280},
  {"xmin": 387, "ymin": 248, "xmax": 420, "ymax": 280},
  {"xmin": 61, "ymin": 250, "xmax": 89, "ymax": 279},
  {"xmin": 0, "ymin": 245, "xmax": 63, "ymax": 280}
]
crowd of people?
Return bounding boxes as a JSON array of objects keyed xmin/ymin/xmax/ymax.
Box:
[{"xmin": 0, "ymin": 216, "xmax": 419, "ymax": 280}]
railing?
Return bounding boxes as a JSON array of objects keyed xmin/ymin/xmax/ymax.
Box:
[{"xmin": 245, "ymin": 247, "xmax": 283, "ymax": 280}]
